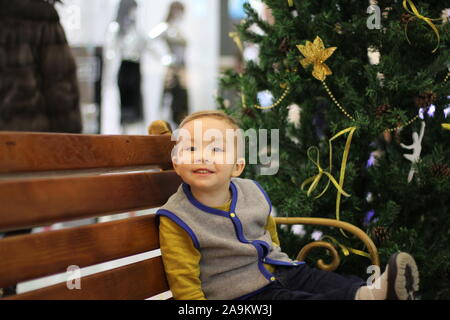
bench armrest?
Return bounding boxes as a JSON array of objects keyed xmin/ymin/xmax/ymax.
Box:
[{"xmin": 274, "ymin": 217, "xmax": 380, "ymax": 271}]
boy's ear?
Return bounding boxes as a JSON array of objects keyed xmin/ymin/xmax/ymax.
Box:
[
  {"xmin": 172, "ymin": 156, "xmax": 181, "ymax": 175},
  {"xmin": 231, "ymin": 158, "xmax": 246, "ymax": 177}
]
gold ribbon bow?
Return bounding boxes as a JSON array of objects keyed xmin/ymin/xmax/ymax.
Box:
[
  {"xmin": 322, "ymin": 236, "xmax": 371, "ymax": 259},
  {"xmin": 301, "ymin": 146, "xmax": 350, "ymax": 199},
  {"xmin": 301, "ymin": 127, "xmax": 357, "ymax": 238},
  {"xmin": 301, "ymin": 126, "xmax": 370, "ymax": 261},
  {"xmin": 403, "ymin": 0, "xmax": 442, "ymax": 53},
  {"xmin": 442, "ymin": 123, "xmax": 450, "ymax": 130}
]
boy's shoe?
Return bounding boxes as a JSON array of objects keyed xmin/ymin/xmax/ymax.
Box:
[{"xmin": 386, "ymin": 252, "xmax": 419, "ymax": 300}]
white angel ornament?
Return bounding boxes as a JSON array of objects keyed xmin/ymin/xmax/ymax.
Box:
[{"xmin": 400, "ymin": 121, "xmax": 426, "ymax": 183}]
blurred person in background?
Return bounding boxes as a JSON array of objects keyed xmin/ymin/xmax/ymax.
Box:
[
  {"xmin": 148, "ymin": 1, "xmax": 189, "ymax": 127},
  {"xmin": 0, "ymin": 0, "xmax": 82, "ymax": 133},
  {"xmin": 104, "ymin": 0, "xmax": 145, "ymax": 131},
  {"xmin": 0, "ymin": 0, "xmax": 81, "ymax": 297}
]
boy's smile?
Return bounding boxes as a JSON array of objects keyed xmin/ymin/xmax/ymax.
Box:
[{"xmin": 192, "ymin": 167, "xmax": 215, "ymax": 175}]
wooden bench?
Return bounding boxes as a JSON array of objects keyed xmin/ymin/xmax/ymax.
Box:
[{"xmin": 0, "ymin": 122, "xmax": 379, "ymax": 300}]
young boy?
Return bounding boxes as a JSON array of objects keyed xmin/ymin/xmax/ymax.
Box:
[{"xmin": 156, "ymin": 110, "xmax": 419, "ymax": 300}]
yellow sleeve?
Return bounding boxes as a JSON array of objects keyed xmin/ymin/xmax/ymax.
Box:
[
  {"xmin": 263, "ymin": 215, "xmax": 280, "ymax": 274},
  {"xmin": 265, "ymin": 215, "xmax": 280, "ymax": 247},
  {"xmin": 159, "ymin": 216, "xmax": 206, "ymax": 300}
]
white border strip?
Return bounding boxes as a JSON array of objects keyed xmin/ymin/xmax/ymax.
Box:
[{"xmin": 17, "ymin": 249, "xmax": 161, "ymax": 295}]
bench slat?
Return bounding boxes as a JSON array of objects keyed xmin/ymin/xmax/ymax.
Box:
[
  {"xmin": 0, "ymin": 170, "xmax": 181, "ymax": 232},
  {"xmin": 3, "ymin": 257, "xmax": 169, "ymax": 300},
  {"xmin": 0, "ymin": 215, "xmax": 160, "ymax": 288},
  {"xmin": 0, "ymin": 132, "xmax": 175, "ymax": 174}
]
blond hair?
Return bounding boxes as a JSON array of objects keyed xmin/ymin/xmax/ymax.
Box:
[
  {"xmin": 179, "ymin": 110, "xmax": 240, "ymax": 130},
  {"xmin": 177, "ymin": 110, "xmax": 245, "ymax": 160}
]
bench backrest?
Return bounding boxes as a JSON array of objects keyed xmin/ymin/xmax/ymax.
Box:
[{"xmin": 0, "ymin": 131, "xmax": 181, "ymax": 299}]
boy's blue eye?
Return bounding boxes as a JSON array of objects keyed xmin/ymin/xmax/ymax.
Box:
[
  {"xmin": 184, "ymin": 146, "xmax": 196, "ymax": 151},
  {"xmin": 212, "ymin": 147, "xmax": 224, "ymax": 152}
]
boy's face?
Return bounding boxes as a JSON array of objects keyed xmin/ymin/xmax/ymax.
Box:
[{"xmin": 172, "ymin": 117, "xmax": 245, "ymax": 193}]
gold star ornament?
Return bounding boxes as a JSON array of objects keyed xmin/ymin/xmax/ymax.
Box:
[{"xmin": 297, "ymin": 36, "xmax": 337, "ymax": 81}]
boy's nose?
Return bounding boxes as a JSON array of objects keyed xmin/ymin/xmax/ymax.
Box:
[{"xmin": 193, "ymin": 150, "xmax": 212, "ymax": 164}]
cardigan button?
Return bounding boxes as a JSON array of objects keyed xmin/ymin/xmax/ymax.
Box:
[
  {"xmin": 270, "ymin": 276, "xmax": 276, "ymax": 281},
  {"xmin": 230, "ymin": 213, "xmax": 236, "ymax": 218}
]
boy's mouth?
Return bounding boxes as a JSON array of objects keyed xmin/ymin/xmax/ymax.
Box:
[{"xmin": 193, "ymin": 168, "xmax": 215, "ymax": 175}]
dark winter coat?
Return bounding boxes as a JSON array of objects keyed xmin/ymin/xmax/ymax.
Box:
[{"xmin": 0, "ymin": 0, "xmax": 82, "ymax": 133}]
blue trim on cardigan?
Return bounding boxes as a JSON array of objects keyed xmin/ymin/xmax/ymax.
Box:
[
  {"xmin": 229, "ymin": 213, "xmax": 275, "ymax": 281},
  {"xmin": 264, "ymin": 257, "xmax": 305, "ymax": 266},
  {"xmin": 229, "ymin": 180, "xmax": 238, "ymax": 213},
  {"xmin": 156, "ymin": 209, "xmax": 201, "ymax": 250},
  {"xmin": 253, "ymin": 240, "xmax": 270, "ymax": 258},
  {"xmin": 229, "ymin": 211, "xmax": 247, "ymax": 243},
  {"xmin": 252, "ymin": 240, "xmax": 275, "ymax": 280},
  {"xmin": 181, "ymin": 182, "xmax": 237, "ymax": 217}
]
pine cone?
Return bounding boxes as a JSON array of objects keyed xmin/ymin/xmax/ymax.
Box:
[
  {"xmin": 400, "ymin": 13, "xmax": 414, "ymax": 25},
  {"xmin": 375, "ymin": 104, "xmax": 390, "ymax": 118},
  {"xmin": 371, "ymin": 226, "xmax": 391, "ymax": 245},
  {"xmin": 278, "ymin": 38, "xmax": 289, "ymax": 53},
  {"xmin": 414, "ymin": 91, "xmax": 437, "ymax": 109},
  {"xmin": 242, "ymin": 107, "xmax": 256, "ymax": 119},
  {"xmin": 430, "ymin": 164, "xmax": 450, "ymax": 178}
]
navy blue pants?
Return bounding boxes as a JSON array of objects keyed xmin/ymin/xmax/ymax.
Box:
[{"xmin": 248, "ymin": 264, "xmax": 366, "ymax": 300}]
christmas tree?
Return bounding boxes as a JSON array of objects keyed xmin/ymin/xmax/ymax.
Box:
[{"xmin": 218, "ymin": 0, "xmax": 450, "ymax": 299}]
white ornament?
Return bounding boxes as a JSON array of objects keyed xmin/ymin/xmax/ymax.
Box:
[
  {"xmin": 287, "ymin": 104, "xmax": 302, "ymax": 129},
  {"xmin": 286, "ymin": 104, "xmax": 302, "ymax": 145},
  {"xmin": 400, "ymin": 121, "xmax": 426, "ymax": 183}
]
